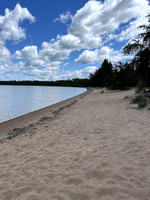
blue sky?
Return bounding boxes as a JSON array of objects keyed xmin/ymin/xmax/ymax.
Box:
[{"xmin": 0, "ymin": 0, "xmax": 150, "ymax": 81}]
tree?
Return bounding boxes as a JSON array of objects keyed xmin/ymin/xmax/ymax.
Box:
[
  {"xmin": 90, "ymin": 59, "xmax": 113, "ymax": 87},
  {"xmin": 123, "ymin": 14, "xmax": 150, "ymax": 85},
  {"xmin": 100, "ymin": 59, "xmax": 113, "ymax": 87},
  {"xmin": 112, "ymin": 61, "xmax": 138, "ymax": 89}
]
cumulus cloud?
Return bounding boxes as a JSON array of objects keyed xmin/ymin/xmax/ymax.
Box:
[
  {"xmin": 1, "ymin": 0, "xmax": 150, "ymax": 80},
  {"xmin": 116, "ymin": 0, "xmax": 150, "ymax": 41},
  {"xmin": 75, "ymin": 50, "xmax": 99, "ymax": 64},
  {"xmin": 76, "ymin": 46, "xmax": 132, "ymax": 64},
  {"xmin": 16, "ymin": 64, "xmax": 96, "ymax": 81},
  {"xmin": 36, "ymin": 34, "xmax": 81, "ymax": 69},
  {"xmin": 13, "ymin": 33, "xmax": 81, "ymax": 76},
  {"xmin": 23, "ymin": 66, "xmax": 60, "ymax": 80},
  {"xmin": 13, "ymin": 46, "xmax": 45, "ymax": 69},
  {"xmin": 60, "ymin": 34, "xmax": 81, "ymax": 50},
  {"xmin": 54, "ymin": 11, "xmax": 72, "ymax": 24},
  {"xmin": 38, "ymin": 0, "xmax": 150, "ymax": 70},
  {"xmin": 0, "ymin": 47, "xmax": 11, "ymax": 63},
  {"xmin": 13, "ymin": 45, "xmax": 63, "ymax": 77},
  {"xmin": 57, "ymin": 66, "xmax": 97, "ymax": 80},
  {"xmin": 0, "ymin": 4, "xmax": 35, "ymax": 79},
  {"xmin": 39, "ymin": 40, "xmax": 70, "ymax": 63},
  {"xmin": 14, "ymin": 46, "xmax": 38, "ymax": 60},
  {"xmin": 0, "ymin": 3, "xmax": 35, "ymax": 46},
  {"xmin": 68, "ymin": 0, "xmax": 150, "ymax": 47}
]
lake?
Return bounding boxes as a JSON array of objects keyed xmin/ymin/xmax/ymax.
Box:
[{"xmin": 0, "ymin": 86, "xmax": 86, "ymax": 123}]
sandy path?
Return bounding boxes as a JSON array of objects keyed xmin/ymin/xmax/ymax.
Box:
[{"xmin": 0, "ymin": 89, "xmax": 150, "ymax": 200}]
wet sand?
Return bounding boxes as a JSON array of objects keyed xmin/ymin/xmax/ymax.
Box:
[{"xmin": 0, "ymin": 88, "xmax": 150, "ymax": 200}]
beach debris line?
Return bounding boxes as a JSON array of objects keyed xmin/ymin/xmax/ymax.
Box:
[{"xmin": 7, "ymin": 126, "xmax": 33, "ymax": 140}]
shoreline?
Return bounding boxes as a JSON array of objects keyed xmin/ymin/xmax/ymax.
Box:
[
  {"xmin": 0, "ymin": 88, "xmax": 150, "ymax": 200},
  {"xmin": 0, "ymin": 88, "xmax": 89, "ymax": 142}
]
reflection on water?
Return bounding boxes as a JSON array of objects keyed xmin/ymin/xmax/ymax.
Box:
[{"xmin": 0, "ymin": 86, "xmax": 86, "ymax": 123}]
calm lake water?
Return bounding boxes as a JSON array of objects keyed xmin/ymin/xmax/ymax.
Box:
[{"xmin": 0, "ymin": 86, "xmax": 86, "ymax": 123}]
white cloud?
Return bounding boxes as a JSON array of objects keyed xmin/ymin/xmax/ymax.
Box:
[
  {"xmin": 14, "ymin": 46, "xmax": 38, "ymax": 60},
  {"xmin": 37, "ymin": 0, "xmax": 150, "ymax": 72},
  {"xmin": 0, "ymin": 46, "xmax": 23, "ymax": 76},
  {"xmin": 54, "ymin": 11, "xmax": 72, "ymax": 24},
  {"xmin": 40, "ymin": 38, "xmax": 71, "ymax": 62},
  {"xmin": 0, "ymin": 3, "xmax": 35, "ymax": 46},
  {"xmin": 76, "ymin": 46, "xmax": 132, "ymax": 64},
  {"xmin": 1, "ymin": 0, "xmax": 150, "ymax": 81},
  {"xmin": 60, "ymin": 34, "xmax": 81, "ymax": 50},
  {"xmin": 23, "ymin": 66, "xmax": 60, "ymax": 81},
  {"xmin": 14, "ymin": 0, "xmax": 150, "ymax": 64},
  {"xmin": 13, "ymin": 34, "xmax": 82, "ymax": 78},
  {"xmin": 97, "ymin": 46, "xmax": 132, "ymax": 63},
  {"xmin": 0, "ymin": 47, "xmax": 11, "ymax": 63},
  {"xmin": 57, "ymin": 66, "xmax": 97, "ymax": 80},
  {"xmin": 63, "ymin": 62, "xmax": 69, "ymax": 67},
  {"xmin": 13, "ymin": 45, "xmax": 62, "ymax": 80},
  {"xmin": 115, "ymin": 0, "xmax": 150, "ymax": 42},
  {"xmin": 13, "ymin": 46, "xmax": 45, "ymax": 69},
  {"xmin": 39, "ymin": 33, "xmax": 82, "ymax": 64},
  {"xmin": 0, "ymin": 4, "xmax": 35, "ymax": 78},
  {"xmin": 75, "ymin": 50, "xmax": 99, "ymax": 64},
  {"xmin": 68, "ymin": 0, "xmax": 150, "ymax": 47}
]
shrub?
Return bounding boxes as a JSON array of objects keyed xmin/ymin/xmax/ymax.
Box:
[
  {"xmin": 135, "ymin": 80, "xmax": 145, "ymax": 93},
  {"xmin": 132, "ymin": 95, "xmax": 148, "ymax": 108}
]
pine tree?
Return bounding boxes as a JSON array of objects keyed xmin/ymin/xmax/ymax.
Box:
[
  {"xmin": 90, "ymin": 59, "xmax": 113, "ymax": 87},
  {"xmin": 123, "ymin": 14, "xmax": 150, "ymax": 85}
]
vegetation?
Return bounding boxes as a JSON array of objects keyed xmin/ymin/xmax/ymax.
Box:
[
  {"xmin": 89, "ymin": 14, "xmax": 150, "ymax": 90},
  {"xmin": 135, "ymin": 80, "xmax": 145, "ymax": 93},
  {"xmin": 89, "ymin": 59, "xmax": 138, "ymax": 89},
  {"xmin": 0, "ymin": 79, "xmax": 90, "ymax": 88},
  {"xmin": 89, "ymin": 59, "xmax": 113, "ymax": 88},
  {"xmin": 123, "ymin": 14, "xmax": 150, "ymax": 87},
  {"xmin": 131, "ymin": 95, "xmax": 148, "ymax": 108}
]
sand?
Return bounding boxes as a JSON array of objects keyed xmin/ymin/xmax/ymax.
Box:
[{"xmin": 0, "ymin": 88, "xmax": 150, "ymax": 200}]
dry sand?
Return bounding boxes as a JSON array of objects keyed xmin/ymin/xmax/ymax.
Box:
[{"xmin": 0, "ymin": 88, "xmax": 150, "ymax": 200}]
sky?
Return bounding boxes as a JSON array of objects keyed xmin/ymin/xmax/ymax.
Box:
[{"xmin": 0, "ymin": 0, "xmax": 150, "ymax": 81}]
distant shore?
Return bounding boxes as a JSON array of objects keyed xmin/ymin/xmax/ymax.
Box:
[{"xmin": 0, "ymin": 88, "xmax": 150, "ymax": 200}]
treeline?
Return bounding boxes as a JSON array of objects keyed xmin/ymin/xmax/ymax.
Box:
[
  {"xmin": 89, "ymin": 59, "xmax": 138, "ymax": 89},
  {"xmin": 90, "ymin": 14, "xmax": 150, "ymax": 89},
  {"xmin": 0, "ymin": 79, "xmax": 90, "ymax": 87}
]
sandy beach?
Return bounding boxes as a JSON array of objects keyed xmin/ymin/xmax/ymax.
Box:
[{"xmin": 0, "ymin": 88, "xmax": 150, "ymax": 200}]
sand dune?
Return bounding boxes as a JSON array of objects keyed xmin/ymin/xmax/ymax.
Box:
[{"xmin": 0, "ymin": 88, "xmax": 150, "ymax": 200}]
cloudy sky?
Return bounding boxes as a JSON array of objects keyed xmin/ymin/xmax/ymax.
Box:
[{"xmin": 0, "ymin": 0, "xmax": 150, "ymax": 81}]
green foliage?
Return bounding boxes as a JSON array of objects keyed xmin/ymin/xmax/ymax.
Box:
[
  {"xmin": 123, "ymin": 14, "xmax": 150, "ymax": 86},
  {"xmin": 90, "ymin": 59, "xmax": 113, "ymax": 87},
  {"xmin": 111, "ymin": 62, "xmax": 138, "ymax": 89},
  {"xmin": 132, "ymin": 95, "xmax": 148, "ymax": 108},
  {"xmin": 0, "ymin": 79, "xmax": 90, "ymax": 88},
  {"xmin": 89, "ymin": 14, "xmax": 150, "ymax": 89},
  {"xmin": 135, "ymin": 80, "xmax": 145, "ymax": 93},
  {"xmin": 89, "ymin": 59, "xmax": 138, "ymax": 89}
]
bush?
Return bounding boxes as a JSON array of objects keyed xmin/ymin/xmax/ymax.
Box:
[
  {"xmin": 132, "ymin": 95, "xmax": 148, "ymax": 108},
  {"xmin": 135, "ymin": 80, "xmax": 145, "ymax": 93}
]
